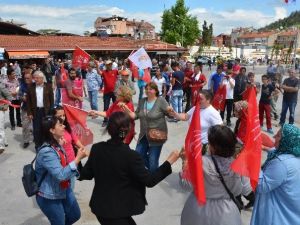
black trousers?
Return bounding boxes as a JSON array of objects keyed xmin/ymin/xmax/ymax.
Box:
[
  {"xmin": 220, "ymin": 99, "xmax": 234, "ymax": 122},
  {"xmin": 103, "ymin": 92, "xmax": 116, "ymax": 122},
  {"xmin": 97, "ymin": 216, "xmax": 136, "ymax": 225},
  {"xmin": 9, "ymin": 100, "xmax": 21, "ymax": 127},
  {"xmin": 184, "ymin": 87, "xmax": 191, "ymax": 113},
  {"xmin": 33, "ymin": 108, "xmax": 45, "ymax": 151}
]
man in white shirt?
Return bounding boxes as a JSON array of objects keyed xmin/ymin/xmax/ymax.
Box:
[
  {"xmin": 220, "ymin": 68, "xmax": 235, "ymax": 126},
  {"xmin": 27, "ymin": 71, "xmax": 54, "ymax": 150},
  {"xmin": 0, "ymin": 62, "xmax": 7, "ymax": 82}
]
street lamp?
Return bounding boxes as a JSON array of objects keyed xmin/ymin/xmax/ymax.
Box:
[{"xmin": 175, "ymin": 15, "xmax": 184, "ymax": 47}]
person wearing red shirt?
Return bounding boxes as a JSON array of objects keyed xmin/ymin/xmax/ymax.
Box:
[
  {"xmin": 183, "ymin": 62, "xmax": 194, "ymax": 112},
  {"xmin": 88, "ymin": 86, "xmax": 135, "ymax": 145},
  {"xmin": 190, "ymin": 65, "xmax": 207, "ymax": 106},
  {"xmin": 97, "ymin": 60, "xmax": 118, "ymax": 127},
  {"xmin": 233, "ymin": 59, "xmax": 241, "ymax": 78}
]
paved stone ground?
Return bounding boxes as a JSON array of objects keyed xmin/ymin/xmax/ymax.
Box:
[{"xmin": 0, "ymin": 65, "xmax": 299, "ymax": 225}]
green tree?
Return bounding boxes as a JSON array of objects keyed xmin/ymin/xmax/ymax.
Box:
[
  {"xmin": 201, "ymin": 20, "xmax": 213, "ymax": 46},
  {"xmin": 36, "ymin": 29, "xmax": 60, "ymax": 35},
  {"xmin": 161, "ymin": 0, "xmax": 200, "ymax": 47}
]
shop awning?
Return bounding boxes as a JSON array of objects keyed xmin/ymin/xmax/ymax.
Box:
[{"xmin": 7, "ymin": 51, "xmax": 49, "ymax": 59}]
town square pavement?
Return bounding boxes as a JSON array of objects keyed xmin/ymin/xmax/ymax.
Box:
[{"xmin": 0, "ymin": 65, "xmax": 299, "ymax": 225}]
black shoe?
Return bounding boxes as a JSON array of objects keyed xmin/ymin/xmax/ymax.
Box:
[
  {"xmin": 17, "ymin": 123, "xmax": 22, "ymax": 127},
  {"xmin": 226, "ymin": 121, "xmax": 232, "ymax": 127},
  {"xmin": 5, "ymin": 144, "xmax": 8, "ymax": 147},
  {"xmin": 11, "ymin": 126, "xmax": 15, "ymax": 131},
  {"xmin": 0, "ymin": 149, "xmax": 4, "ymax": 154},
  {"xmin": 23, "ymin": 143, "xmax": 30, "ymax": 149}
]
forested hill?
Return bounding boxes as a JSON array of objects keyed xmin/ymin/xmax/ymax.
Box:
[{"xmin": 259, "ymin": 11, "xmax": 300, "ymax": 31}]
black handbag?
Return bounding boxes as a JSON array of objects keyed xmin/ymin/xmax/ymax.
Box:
[
  {"xmin": 22, "ymin": 155, "xmax": 47, "ymax": 197},
  {"xmin": 211, "ymin": 156, "xmax": 243, "ymax": 211}
]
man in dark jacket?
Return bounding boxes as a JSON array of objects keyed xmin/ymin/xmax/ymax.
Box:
[{"xmin": 27, "ymin": 71, "xmax": 54, "ymax": 150}]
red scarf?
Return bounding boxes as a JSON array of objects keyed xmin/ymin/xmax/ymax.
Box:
[{"xmin": 53, "ymin": 146, "xmax": 70, "ymax": 189}]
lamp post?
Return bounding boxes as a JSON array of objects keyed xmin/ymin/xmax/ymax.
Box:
[
  {"xmin": 293, "ymin": 30, "xmax": 299, "ymax": 68},
  {"xmin": 175, "ymin": 15, "xmax": 185, "ymax": 47}
]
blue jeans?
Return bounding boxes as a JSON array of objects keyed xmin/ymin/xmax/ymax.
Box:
[
  {"xmin": 88, "ymin": 90, "xmax": 98, "ymax": 111},
  {"xmin": 55, "ymin": 88, "xmax": 61, "ymax": 107},
  {"xmin": 171, "ymin": 89, "xmax": 183, "ymax": 113},
  {"xmin": 136, "ymin": 136, "xmax": 163, "ymax": 173},
  {"xmin": 280, "ymin": 101, "xmax": 297, "ymax": 125},
  {"xmin": 138, "ymin": 86, "xmax": 144, "ymax": 100},
  {"xmin": 36, "ymin": 188, "xmax": 81, "ymax": 225}
]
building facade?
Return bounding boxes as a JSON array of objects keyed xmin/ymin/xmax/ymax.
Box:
[{"xmin": 94, "ymin": 15, "xmax": 155, "ymax": 40}]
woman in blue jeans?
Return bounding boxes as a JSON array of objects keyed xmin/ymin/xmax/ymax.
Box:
[
  {"xmin": 35, "ymin": 116, "xmax": 87, "ymax": 225},
  {"xmin": 119, "ymin": 82, "xmax": 173, "ymax": 172}
]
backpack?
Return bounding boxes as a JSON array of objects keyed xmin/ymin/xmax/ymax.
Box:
[{"xmin": 22, "ymin": 155, "xmax": 47, "ymax": 197}]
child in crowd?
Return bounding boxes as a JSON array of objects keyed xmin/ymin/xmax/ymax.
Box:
[{"xmin": 259, "ymin": 75, "xmax": 275, "ymax": 134}]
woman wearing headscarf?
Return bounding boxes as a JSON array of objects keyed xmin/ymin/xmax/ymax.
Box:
[{"xmin": 250, "ymin": 124, "xmax": 300, "ymax": 225}]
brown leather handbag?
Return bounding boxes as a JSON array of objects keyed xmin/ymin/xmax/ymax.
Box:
[
  {"xmin": 145, "ymin": 100, "xmax": 167, "ymax": 143},
  {"xmin": 147, "ymin": 128, "xmax": 167, "ymax": 143}
]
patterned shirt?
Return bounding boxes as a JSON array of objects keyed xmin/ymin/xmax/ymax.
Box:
[
  {"xmin": 86, "ymin": 69, "xmax": 102, "ymax": 91},
  {"xmin": 3, "ymin": 78, "xmax": 19, "ymax": 100}
]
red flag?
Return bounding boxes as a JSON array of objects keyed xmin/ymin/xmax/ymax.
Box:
[
  {"xmin": 191, "ymin": 84, "xmax": 202, "ymax": 106},
  {"xmin": 184, "ymin": 101, "xmax": 206, "ymax": 205},
  {"xmin": 63, "ymin": 104, "xmax": 93, "ymax": 146},
  {"xmin": 143, "ymin": 68, "xmax": 151, "ymax": 83},
  {"xmin": 72, "ymin": 46, "xmax": 90, "ymax": 70},
  {"xmin": 212, "ymin": 85, "xmax": 226, "ymax": 111},
  {"xmin": 129, "ymin": 60, "xmax": 139, "ymax": 79},
  {"xmin": 231, "ymin": 87, "xmax": 262, "ymax": 190},
  {"xmin": 0, "ymin": 99, "xmax": 20, "ymax": 108},
  {"xmin": 261, "ymin": 132, "xmax": 275, "ymax": 148}
]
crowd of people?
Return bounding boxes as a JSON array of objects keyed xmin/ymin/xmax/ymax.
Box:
[{"xmin": 0, "ymin": 55, "xmax": 299, "ymax": 225}]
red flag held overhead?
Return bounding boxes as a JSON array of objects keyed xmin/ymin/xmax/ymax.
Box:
[{"xmin": 72, "ymin": 46, "xmax": 90, "ymax": 70}]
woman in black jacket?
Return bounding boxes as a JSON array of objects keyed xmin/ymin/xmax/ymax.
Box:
[{"xmin": 80, "ymin": 111, "xmax": 180, "ymax": 225}]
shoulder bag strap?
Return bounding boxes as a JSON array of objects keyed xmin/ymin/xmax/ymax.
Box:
[{"xmin": 211, "ymin": 156, "xmax": 242, "ymax": 211}]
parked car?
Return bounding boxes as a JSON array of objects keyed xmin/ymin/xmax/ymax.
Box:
[{"xmin": 197, "ymin": 56, "xmax": 211, "ymax": 65}]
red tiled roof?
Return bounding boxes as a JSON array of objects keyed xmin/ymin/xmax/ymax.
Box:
[
  {"xmin": 278, "ymin": 31, "xmax": 298, "ymax": 37},
  {"xmin": 239, "ymin": 32, "xmax": 275, "ymax": 39},
  {"xmin": 0, "ymin": 35, "xmax": 182, "ymax": 52}
]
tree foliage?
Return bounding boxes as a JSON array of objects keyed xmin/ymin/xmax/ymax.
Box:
[
  {"xmin": 161, "ymin": 0, "xmax": 200, "ymax": 47},
  {"xmin": 36, "ymin": 29, "xmax": 61, "ymax": 35},
  {"xmin": 201, "ymin": 20, "xmax": 213, "ymax": 46},
  {"xmin": 259, "ymin": 10, "xmax": 300, "ymax": 31}
]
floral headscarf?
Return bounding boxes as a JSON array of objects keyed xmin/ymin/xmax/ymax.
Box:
[
  {"xmin": 263, "ymin": 124, "xmax": 300, "ymax": 168},
  {"xmin": 234, "ymin": 100, "xmax": 248, "ymax": 118}
]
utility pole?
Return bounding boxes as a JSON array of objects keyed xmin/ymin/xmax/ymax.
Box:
[{"xmin": 293, "ymin": 30, "xmax": 299, "ymax": 68}]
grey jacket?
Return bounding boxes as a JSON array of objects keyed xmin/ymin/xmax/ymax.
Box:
[
  {"xmin": 135, "ymin": 97, "xmax": 169, "ymax": 146},
  {"xmin": 0, "ymin": 83, "xmax": 12, "ymax": 111}
]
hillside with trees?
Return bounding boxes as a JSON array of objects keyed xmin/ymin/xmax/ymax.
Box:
[{"xmin": 259, "ymin": 10, "xmax": 300, "ymax": 31}]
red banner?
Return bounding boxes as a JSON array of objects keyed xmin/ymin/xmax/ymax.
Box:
[
  {"xmin": 184, "ymin": 101, "xmax": 206, "ymax": 205},
  {"xmin": 231, "ymin": 87, "xmax": 262, "ymax": 190},
  {"xmin": 72, "ymin": 46, "xmax": 90, "ymax": 70},
  {"xmin": 143, "ymin": 68, "xmax": 151, "ymax": 83},
  {"xmin": 63, "ymin": 104, "xmax": 93, "ymax": 146},
  {"xmin": 129, "ymin": 60, "xmax": 139, "ymax": 79},
  {"xmin": 191, "ymin": 84, "xmax": 202, "ymax": 106},
  {"xmin": 212, "ymin": 85, "xmax": 226, "ymax": 111},
  {"xmin": 0, "ymin": 99, "xmax": 20, "ymax": 108}
]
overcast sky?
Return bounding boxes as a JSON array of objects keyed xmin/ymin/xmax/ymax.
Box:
[{"xmin": 0, "ymin": 0, "xmax": 299, "ymax": 35}]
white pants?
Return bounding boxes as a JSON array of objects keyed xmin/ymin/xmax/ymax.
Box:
[{"xmin": 0, "ymin": 111, "xmax": 7, "ymax": 148}]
